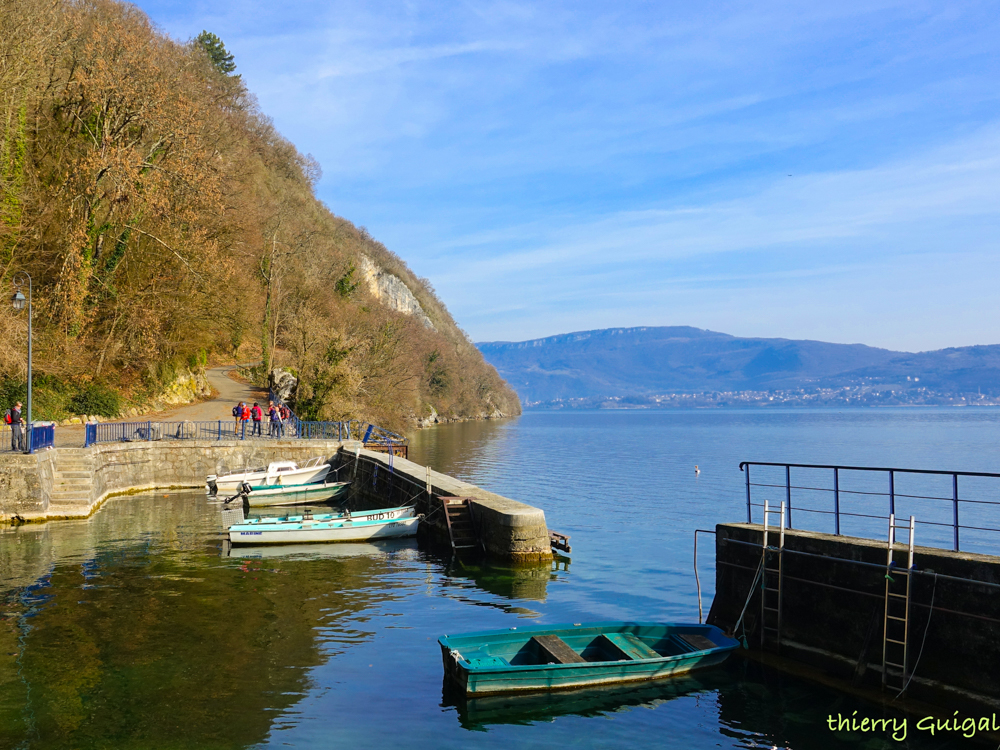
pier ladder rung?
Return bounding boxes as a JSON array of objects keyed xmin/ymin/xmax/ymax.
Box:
[
  {"xmin": 885, "ymin": 638, "xmax": 906, "ymax": 646},
  {"xmin": 887, "ymin": 615, "xmax": 907, "ymax": 622}
]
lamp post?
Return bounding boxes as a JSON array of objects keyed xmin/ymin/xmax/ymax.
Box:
[{"xmin": 11, "ymin": 272, "xmax": 31, "ymax": 453}]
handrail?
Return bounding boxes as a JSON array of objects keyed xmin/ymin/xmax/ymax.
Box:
[
  {"xmin": 740, "ymin": 460, "xmax": 1000, "ymax": 553},
  {"xmin": 740, "ymin": 461, "xmax": 1000, "ymax": 479},
  {"xmin": 82, "ymin": 417, "xmax": 408, "ymax": 449}
]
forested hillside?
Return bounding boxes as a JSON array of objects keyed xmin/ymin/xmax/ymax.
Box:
[{"xmin": 0, "ymin": 0, "xmax": 519, "ymax": 429}]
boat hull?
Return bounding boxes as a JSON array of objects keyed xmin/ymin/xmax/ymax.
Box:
[
  {"xmin": 242, "ymin": 481, "xmax": 350, "ymax": 507},
  {"xmin": 438, "ymin": 622, "xmax": 738, "ymax": 696},
  {"xmin": 229, "ymin": 515, "xmax": 419, "ymax": 545},
  {"xmin": 207, "ymin": 460, "xmax": 331, "ymax": 495}
]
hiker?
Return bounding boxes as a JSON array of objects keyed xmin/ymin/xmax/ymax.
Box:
[
  {"xmin": 6, "ymin": 401, "xmax": 24, "ymax": 452},
  {"xmin": 250, "ymin": 402, "xmax": 263, "ymax": 437},
  {"xmin": 240, "ymin": 402, "xmax": 251, "ymax": 439},
  {"xmin": 267, "ymin": 402, "xmax": 283, "ymax": 438},
  {"xmin": 232, "ymin": 401, "xmax": 244, "ymax": 436}
]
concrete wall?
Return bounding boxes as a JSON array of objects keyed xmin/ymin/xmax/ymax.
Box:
[
  {"xmin": 0, "ymin": 441, "xmax": 552, "ymax": 563},
  {"xmin": 0, "ymin": 441, "xmax": 343, "ymax": 521},
  {"xmin": 709, "ymin": 523, "xmax": 1000, "ymax": 708},
  {"xmin": 338, "ymin": 447, "xmax": 552, "ymax": 563}
]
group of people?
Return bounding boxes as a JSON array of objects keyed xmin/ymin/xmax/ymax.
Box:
[
  {"xmin": 232, "ymin": 400, "xmax": 292, "ymax": 438},
  {"xmin": 4, "ymin": 401, "xmax": 25, "ymax": 452}
]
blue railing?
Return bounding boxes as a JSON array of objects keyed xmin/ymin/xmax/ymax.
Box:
[
  {"xmin": 30, "ymin": 423, "xmax": 54, "ymax": 451},
  {"xmin": 1, "ymin": 423, "xmax": 53, "ymax": 452},
  {"xmin": 83, "ymin": 417, "xmax": 408, "ymax": 450},
  {"xmin": 741, "ymin": 461, "xmax": 1000, "ymax": 556}
]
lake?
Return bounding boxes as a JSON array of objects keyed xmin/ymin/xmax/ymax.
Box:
[{"xmin": 2, "ymin": 407, "xmax": 997, "ymax": 748}]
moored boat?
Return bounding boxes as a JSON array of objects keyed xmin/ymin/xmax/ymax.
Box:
[
  {"xmin": 206, "ymin": 456, "xmax": 331, "ymax": 495},
  {"xmin": 227, "ymin": 479, "xmax": 351, "ymax": 507},
  {"xmin": 240, "ymin": 505, "xmax": 415, "ymax": 525},
  {"xmin": 228, "ymin": 513, "xmax": 419, "ymax": 545},
  {"xmin": 438, "ymin": 622, "xmax": 738, "ymax": 696}
]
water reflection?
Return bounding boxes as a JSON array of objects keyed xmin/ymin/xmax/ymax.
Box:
[{"xmin": 443, "ymin": 673, "xmax": 711, "ymax": 731}]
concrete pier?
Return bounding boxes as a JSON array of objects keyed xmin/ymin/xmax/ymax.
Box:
[
  {"xmin": 338, "ymin": 447, "xmax": 552, "ymax": 562},
  {"xmin": 708, "ymin": 523, "xmax": 1000, "ymax": 710},
  {"xmin": 0, "ymin": 441, "xmax": 552, "ymax": 562}
]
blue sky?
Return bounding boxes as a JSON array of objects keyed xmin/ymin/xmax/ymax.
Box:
[{"xmin": 138, "ymin": 0, "xmax": 999, "ymax": 351}]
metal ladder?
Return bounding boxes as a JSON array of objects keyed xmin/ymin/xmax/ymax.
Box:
[
  {"xmin": 760, "ymin": 500, "xmax": 785, "ymax": 652},
  {"xmin": 882, "ymin": 513, "xmax": 914, "ymax": 692},
  {"xmin": 443, "ymin": 497, "xmax": 481, "ymax": 555}
]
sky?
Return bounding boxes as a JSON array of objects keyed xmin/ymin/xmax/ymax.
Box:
[{"xmin": 136, "ymin": 0, "xmax": 1000, "ymax": 352}]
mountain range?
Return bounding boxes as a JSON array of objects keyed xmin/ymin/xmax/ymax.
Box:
[{"xmin": 477, "ymin": 327, "xmax": 1000, "ymax": 404}]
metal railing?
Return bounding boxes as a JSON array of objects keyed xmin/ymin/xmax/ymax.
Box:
[
  {"xmin": 30, "ymin": 424, "xmax": 54, "ymax": 451},
  {"xmin": 83, "ymin": 417, "xmax": 408, "ymax": 450},
  {"xmin": 1, "ymin": 423, "xmax": 53, "ymax": 453},
  {"xmin": 740, "ymin": 461, "xmax": 1000, "ymax": 555}
]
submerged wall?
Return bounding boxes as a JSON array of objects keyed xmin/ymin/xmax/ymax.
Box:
[{"xmin": 709, "ymin": 523, "xmax": 1000, "ymax": 708}]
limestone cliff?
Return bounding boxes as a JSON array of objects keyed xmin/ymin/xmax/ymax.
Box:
[{"xmin": 358, "ymin": 255, "xmax": 435, "ymax": 330}]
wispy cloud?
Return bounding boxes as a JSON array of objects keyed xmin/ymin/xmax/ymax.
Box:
[{"xmin": 136, "ymin": 0, "xmax": 1000, "ymax": 350}]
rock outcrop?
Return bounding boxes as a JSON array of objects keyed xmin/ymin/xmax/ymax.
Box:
[
  {"xmin": 358, "ymin": 255, "xmax": 435, "ymax": 330},
  {"xmin": 268, "ymin": 368, "xmax": 298, "ymax": 404}
]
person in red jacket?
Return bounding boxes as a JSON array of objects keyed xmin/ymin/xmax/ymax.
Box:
[
  {"xmin": 240, "ymin": 403, "xmax": 251, "ymax": 439},
  {"xmin": 249, "ymin": 402, "xmax": 262, "ymax": 437}
]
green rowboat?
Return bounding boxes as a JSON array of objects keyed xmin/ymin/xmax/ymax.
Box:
[{"xmin": 439, "ymin": 621, "xmax": 738, "ymax": 696}]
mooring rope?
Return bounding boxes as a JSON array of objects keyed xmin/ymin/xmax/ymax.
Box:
[
  {"xmin": 895, "ymin": 571, "xmax": 938, "ymax": 699},
  {"xmin": 732, "ymin": 556, "xmax": 765, "ymax": 648}
]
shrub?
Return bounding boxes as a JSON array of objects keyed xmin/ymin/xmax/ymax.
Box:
[{"xmin": 69, "ymin": 383, "xmax": 121, "ymax": 417}]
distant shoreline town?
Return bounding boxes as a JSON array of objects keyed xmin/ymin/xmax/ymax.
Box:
[{"xmin": 525, "ymin": 386, "xmax": 1000, "ymax": 410}]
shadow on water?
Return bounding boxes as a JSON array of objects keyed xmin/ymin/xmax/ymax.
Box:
[{"xmin": 442, "ymin": 656, "xmax": 985, "ymax": 748}]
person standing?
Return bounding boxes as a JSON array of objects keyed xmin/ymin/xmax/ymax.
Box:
[
  {"xmin": 267, "ymin": 402, "xmax": 283, "ymax": 438},
  {"xmin": 250, "ymin": 402, "xmax": 263, "ymax": 437},
  {"xmin": 240, "ymin": 402, "xmax": 251, "ymax": 439},
  {"xmin": 8, "ymin": 401, "xmax": 24, "ymax": 452},
  {"xmin": 232, "ymin": 402, "xmax": 244, "ymax": 436}
]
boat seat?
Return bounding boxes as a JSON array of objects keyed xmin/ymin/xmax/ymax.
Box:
[
  {"xmin": 678, "ymin": 633, "xmax": 716, "ymax": 651},
  {"xmin": 466, "ymin": 656, "xmax": 509, "ymax": 669},
  {"xmin": 531, "ymin": 635, "xmax": 587, "ymax": 664},
  {"xmin": 599, "ymin": 632, "xmax": 661, "ymax": 661}
]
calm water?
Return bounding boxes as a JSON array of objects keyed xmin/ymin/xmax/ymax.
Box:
[{"xmin": 2, "ymin": 408, "xmax": 999, "ymax": 749}]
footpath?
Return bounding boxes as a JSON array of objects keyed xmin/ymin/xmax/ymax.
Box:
[{"xmin": 51, "ymin": 367, "xmax": 267, "ymax": 448}]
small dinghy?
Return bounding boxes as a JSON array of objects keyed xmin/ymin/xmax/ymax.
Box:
[
  {"xmin": 227, "ymin": 506, "xmax": 420, "ymax": 545},
  {"xmin": 206, "ymin": 457, "xmax": 331, "ymax": 496},
  {"xmin": 439, "ymin": 622, "xmax": 738, "ymax": 696}
]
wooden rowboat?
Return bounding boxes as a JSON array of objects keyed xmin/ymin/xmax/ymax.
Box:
[
  {"xmin": 439, "ymin": 621, "xmax": 738, "ymax": 696},
  {"xmin": 228, "ymin": 514, "xmax": 419, "ymax": 545}
]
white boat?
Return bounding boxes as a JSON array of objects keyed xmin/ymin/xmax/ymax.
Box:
[
  {"xmin": 206, "ymin": 457, "xmax": 331, "ymax": 495},
  {"xmin": 228, "ymin": 514, "xmax": 419, "ymax": 545},
  {"xmin": 229, "ymin": 480, "xmax": 351, "ymax": 507}
]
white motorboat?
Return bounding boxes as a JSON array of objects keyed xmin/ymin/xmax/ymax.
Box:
[
  {"xmin": 227, "ymin": 480, "xmax": 351, "ymax": 507},
  {"xmin": 207, "ymin": 456, "xmax": 331, "ymax": 495},
  {"xmin": 227, "ymin": 512, "xmax": 419, "ymax": 545}
]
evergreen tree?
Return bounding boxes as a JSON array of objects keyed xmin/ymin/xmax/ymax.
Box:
[{"xmin": 195, "ymin": 31, "xmax": 237, "ymax": 76}]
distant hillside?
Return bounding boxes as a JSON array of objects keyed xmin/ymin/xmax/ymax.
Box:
[{"xmin": 477, "ymin": 327, "xmax": 1000, "ymax": 404}]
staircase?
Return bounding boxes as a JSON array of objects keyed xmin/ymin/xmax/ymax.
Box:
[
  {"xmin": 443, "ymin": 497, "xmax": 482, "ymax": 555},
  {"xmin": 48, "ymin": 448, "xmax": 95, "ymax": 512}
]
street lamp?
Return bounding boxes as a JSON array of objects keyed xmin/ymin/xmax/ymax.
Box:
[{"xmin": 11, "ymin": 272, "xmax": 32, "ymax": 453}]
